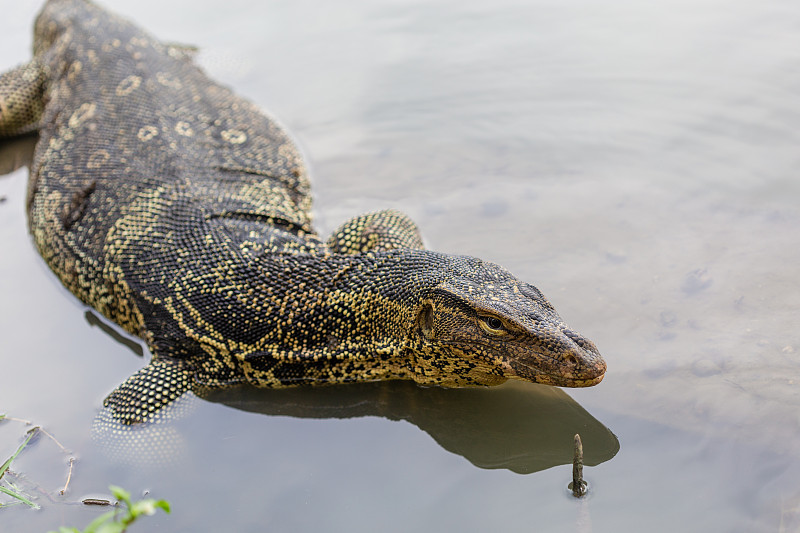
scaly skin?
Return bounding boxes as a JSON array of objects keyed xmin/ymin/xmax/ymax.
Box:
[{"xmin": 0, "ymin": 0, "xmax": 605, "ymax": 426}]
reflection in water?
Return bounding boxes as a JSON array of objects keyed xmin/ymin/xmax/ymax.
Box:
[
  {"xmin": 94, "ymin": 361, "xmax": 619, "ymax": 473},
  {"xmin": 77, "ymin": 242, "xmax": 618, "ymax": 473},
  {"xmin": 85, "ymin": 310, "xmax": 144, "ymax": 357},
  {"xmin": 205, "ymin": 380, "xmax": 619, "ymax": 475},
  {"xmin": 0, "ymin": 134, "xmax": 36, "ymax": 176},
  {"xmin": 86, "ymin": 304, "xmax": 619, "ymax": 472},
  {"xmin": 92, "ymin": 392, "xmax": 197, "ymax": 466}
]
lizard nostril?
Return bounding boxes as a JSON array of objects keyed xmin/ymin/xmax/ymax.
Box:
[
  {"xmin": 564, "ymin": 352, "xmax": 578, "ymax": 366},
  {"xmin": 564, "ymin": 329, "xmax": 597, "ymax": 353}
]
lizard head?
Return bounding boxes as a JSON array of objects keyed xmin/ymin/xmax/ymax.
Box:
[{"xmin": 411, "ymin": 258, "xmax": 606, "ymax": 387}]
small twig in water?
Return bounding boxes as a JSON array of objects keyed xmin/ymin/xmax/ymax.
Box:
[
  {"xmin": 60, "ymin": 457, "xmax": 75, "ymax": 495},
  {"xmin": 39, "ymin": 427, "xmax": 69, "ymax": 454},
  {"xmin": 571, "ymin": 433, "xmax": 586, "ymax": 497},
  {"xmin": 82, "ymin": 498, "xmax": 112, "ymax": 506},
  {"xmin": 1, "ymin": 415, "xmax": 33, "ymax": 426},
  {"xmin": 0, "ymin": 428, "xmax": 41, "ymax": 509},
  {"xmin": 1, "ymin": 416, "xmax": 69, "ymax": 452},
  {"xmin": 1, "ymin": 414, "xmax": 75, "ymax": 495}
]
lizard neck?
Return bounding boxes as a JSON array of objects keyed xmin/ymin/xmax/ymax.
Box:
[{"xmin": 203, "ymin": 248, "xmax": 452, "ymax": 386}]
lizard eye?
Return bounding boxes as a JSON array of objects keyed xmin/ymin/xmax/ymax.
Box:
[
  {"xmin": 486, "ymin": 317, "xmax": 502, "ymax": 329},
  {"xmin": 478, "ymin": 315, "xmax": 507, "ymax": 335}
]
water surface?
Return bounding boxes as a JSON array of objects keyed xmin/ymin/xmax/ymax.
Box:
[{"xmin": 1, "ymin": 0, "xmax": 799, "ymax": 531}]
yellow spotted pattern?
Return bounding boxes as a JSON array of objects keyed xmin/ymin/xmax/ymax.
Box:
[{"xmin": 0, "ymin": 0, "xmax": 606, "ymax": 429}]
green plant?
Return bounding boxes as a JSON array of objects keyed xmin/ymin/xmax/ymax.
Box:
[
  {"xmin": 1, "ymin": 412, "xmax": 76, "ymax": 509},
  {"xmin": 0, "ymin": 418, "xmax": 40, "ymax": 509},
  {"xmin": 50, "ymin": 485, "xmax": 170, "ymax": 533},
  {"xmin": 1, "ymin": 413, "xmax": 170, "ymax": 531}
]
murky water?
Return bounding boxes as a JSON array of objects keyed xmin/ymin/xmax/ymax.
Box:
[{"xmin": 2, "ymin": 0, "xmax": 799, "ymax": 531}]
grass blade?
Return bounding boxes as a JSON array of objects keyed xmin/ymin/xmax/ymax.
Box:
[
  {"xmin": 0, "ymin": 485, "xmax": 40, "ymax": 509},
  {"xmin": 0, "ymin": 427, "xmax": 39, "ymax": 481}
]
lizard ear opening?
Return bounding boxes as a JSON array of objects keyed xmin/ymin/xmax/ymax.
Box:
[{"xmin": 416, "ymin": 302, "xmax": 435, "ymax": 339}]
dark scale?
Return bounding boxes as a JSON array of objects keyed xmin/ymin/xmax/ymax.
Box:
[{"xmin": 0, "ymin": 0, "xmax": 605, "ymax": 427}]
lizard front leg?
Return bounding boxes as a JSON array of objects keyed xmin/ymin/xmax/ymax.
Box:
[{"xmin": 0, "ymin": 59, "xmax": 45, "ymax": 138}]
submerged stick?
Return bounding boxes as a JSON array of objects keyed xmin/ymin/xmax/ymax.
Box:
[
  {"xmin": 60, "ymin": 457, "xmax": 75, "ymax": 495},
  {"xmin": 1, "ymin": 415, "xmax": 75, "ymax": 497},
  {"xmin": 572, "ymin": 433, "xmax": 586, "ymax": 497},
  {"xmin": 82, "ymin": 498, "xmax": 112, "ymax": 506},
  {"xmin": 1, "ymin": 415, "xmax": 33, "ymax": 425},
  {"xmin": 39, "ymin": 427, "xmax": 69, "ymax": 453}
]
